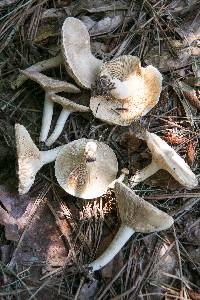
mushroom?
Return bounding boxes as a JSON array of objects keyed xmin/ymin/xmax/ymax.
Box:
[
  {"xmin": 20, "ymin": 70, "xmax": 90, "ymax": 145},
  {"xmin": 55, "ymin": 138, "xmax": 118, "ymax": 199},
  {"xmin": 88, "ymin": 182, "xmax": 174, "ymax": 272},
  {"xmin": 12, "ymin": 17, "xmax": 101, "ymax": 90},
  {"xmin": 15, "ymin": 124, "xmax": 64, "ymax": 194},
  {"xmin": 129, "ymin": 129, "xmax": 198, "ymax": 189},
  {"xmin": 90, "ymin": 55, "xmax": 162, "ymax": 126},
  {"xmin": 61, "ymin": 17, "xmax": 102, "ymax": 89},
  {"xmin": 45, "ymin": 94, "xmax": 90, "ymax": 146},
  {"xmin": 11, "ymin": 54, "xmax": 63, "ymax": 90}
]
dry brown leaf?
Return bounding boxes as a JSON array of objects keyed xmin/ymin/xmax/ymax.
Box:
[
  {"xmin": 167, "ymin": 0, "xmax": 199, "ymax": 16},
  {"xmin": 180, "ymin": 82, "xmax": 200, "ymax": 110},
  {"xmin": 188, "ymin": 290, "xmax": 200, "ymax": 300},
  {"xmin": 120, "ymin": 131, "xmax": 142, "ymax": 155},
  {"xmin": 163, "ymin": 132, "xmax": 187, "ymax": 145},
  {"xmin": 0, "ymin": 185, "xmax": 69, "ymax": 271},
  {"xmin": 78, "ymin": 281, "xmax": 98, "ymax": 300},
  {"xmin": 89, "ymin": 15, "xmax": 123, "ymax": 35},
  {"xmin": 145, "ymin": 45, "xmax": 199, "ymax": 72},
  {"xmin": 187, "ymin": 140, "xmax": 197, "ymax": 166}
]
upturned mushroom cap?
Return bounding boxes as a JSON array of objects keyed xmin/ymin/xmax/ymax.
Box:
[
  {"xmin": 115, "ymin": 182, "xmax": 174, "ymax": 233},
  {"xmin": 55, "ymin": 139, "xmax": 118, "ymax": 199},
  {"xmin": 61, "ymin": 17, "xmax": 102, "ymax": 89},
  {"xmin": 90, "ymin": 56, "xmax": 162, "ymax": 126},
  {"xmin": 145, "ymin": 131, "xmax": 198, "ymax": 188},
  {"xmin": 49, "ymin": 94, "xmax": 91, "ymax": 112},
  {"xmin": 21, "ymin": 70, "xmax": 80, "ymax": 93},
  {"xmin": 15, "ymin": 124, "xmax": 42, "ymax": 195}
]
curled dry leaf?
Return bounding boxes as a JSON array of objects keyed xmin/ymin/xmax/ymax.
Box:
[
  {"xmin": 178, "ymin": 81, "xmax": 200, "ymax": 110},
  {"xmin": 64, "ymin": 0, "xmax": 128, "ymax": 15},
  {"xmin": 89, "ymin": 15, "xmax": 123, "ymax": 35}
]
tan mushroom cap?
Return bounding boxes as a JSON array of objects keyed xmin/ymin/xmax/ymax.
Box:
[
  {"xmin": 115, "ymin": 182, "xmax": 174, "ymax": 233},
  {"xmin": 49, "ymin": 94, "xmax": 91, "ymax": 112},
  {"xmin": 21, "ymin": 70, "xmax": 80, "ymax": 93},
  {"xmin": 15, "ymin": 124, "xmax": 42, "ymax": 195},
  {"xmin": 90, "ymin": 55, "xmax": 162, "ymax": 126},
  {"xmin": 145, "ymin": 131, "xmax": 198, "ymax": 188},
  {"xmin": 61, "ymin": 17, "xmax": 102, "ymax": 89},
  {"xmin": 55, "ymin": 138, "xmax": 118, "ymax": 199}
]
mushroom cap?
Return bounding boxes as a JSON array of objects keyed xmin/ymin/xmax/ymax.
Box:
[
  {"xmin": 115, "ymin": 182, "xmax": 174, "ymax": 233},
  {"xmin": 49, "ymin": 94, "xmax": 91, "ymax": 112},
  {"xmin": 61, "ymin": 17, "xmax": 102, "ymax": 89},
  {"xmin": 100, "ymin": 55, "xmax": 141, "ymax": 80},
  {"xmin": 145, "ymin": 131, "xmax": 198, "ymax": 188},
  {"xmin": 21, "ymin": 70, "xmax": 80, "ymax": 93},
  {"xmin": 15, "ymin": 124, "xmax": 42, "ymax": 195},
  {"xmin": 55, "ymin": 138, "xmax": 118, "ymax": 199},
  {"xmin": 90, "ymin": 56, "xmax": 162, "ymax": 126}
]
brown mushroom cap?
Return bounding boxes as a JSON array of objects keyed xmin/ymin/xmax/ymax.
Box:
[
  {"xmin": 61, "ymin": 17, "xmax": 102, "ymax": 89},
  {"xmin": 145, "ymin": 131, "xmax": 198, "ymax": 188},
  {"xmin": 21, "ymin": 70, "xmax": 80, "ymax": 93},
  {"xmin": 55, "ymin": 138, "xmax": 118, "ymax": 199},
  {"xmin": 15, "ymin": 124, "xmax": 42, "ymax": 195},
  {"xmin": 115, "ymin": 182, "xmax": 174, "ymax": 233},
  {"xmin": 49, "ymin": 94, "xmax": 91, "ymax": 112},
  {"xmin": 90, "ymin": 56, "xmax": 162, "ymax": 126}
]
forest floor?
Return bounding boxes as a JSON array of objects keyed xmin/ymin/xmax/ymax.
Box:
[{"xmin": 0, "ymin": 0, "xmax": 200, "ymax": 299}]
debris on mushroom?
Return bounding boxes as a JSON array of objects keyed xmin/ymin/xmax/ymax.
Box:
[
  {"xmin": 130, "ymin": 128, "xmax": 198, "ymax": 189},
  {"xmin": 19, "ymin": 70, "xmax": 90, "ymax": 145},
  {"xmin": 88, "ymin": 182, "xmax": 174, "ymax": 271},
  {"xmin": 55, "ymin": 138, "xmax": 118, "ymax": 199},
  {"xmin": 15, "ymin": 124, "xmax": 64, "ymax": 195},
  {"xmin": 61, "ymin": 17, "xmax": 102, "ymax": 89},
  {"xmin": 11, "ymin": 54, "xmax": 63, "ymax": 90},
  {"xmin": 90, "ymin": 55, "xmax": 162, "ymax": 126}
]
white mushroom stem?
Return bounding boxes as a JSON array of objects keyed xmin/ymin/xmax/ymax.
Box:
[
  {"xmin": 39, "ymin": 93, "xmax": 54, "ymax": 142},
  {"xmin": 45, "ymin": 108, "xmax": 71, "ymax": 146},
  {"xmin": 11, "ymin": 54, "xmax": 63, "ymax": 90},
  {"xmin": 88, "ymin": 225, "xmax": 135, "ymax": 272},
  {"xmin": 110, "ymin": 78, "xmax": 130, "ymax": 99},
  {"xmin": 108, "ymin": 168, "xmax": 129, "ymax": 189},
  {"xmin": 40, "ymin": 146, "xmax": 64, "ymax": 165},
  {"xmin": 130, "ymin": 160, "xmax": 160, "ymax": 187}
]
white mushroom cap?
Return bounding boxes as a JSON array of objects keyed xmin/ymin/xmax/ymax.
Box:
[
  {"xmin": 116, "ymin": 182, "xmax": 174, "ymax": 233},
  {"xmin": 145, "ymin": 131, "xmax": 198, "ymax": 189},
  {"xmin": 15, "ymin": 124, "xmax": 42, "ymax": 195},
  {"xmin": 61, "ymin": 17, "xmax": 102, "ymax": 89},
  {"xmin": 55, "ymin": 138, "xmax": 118, "ymax": 199},
  {"xmin": 90, "ymin": 55, "xmax": 162, "ymax": 126}
]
